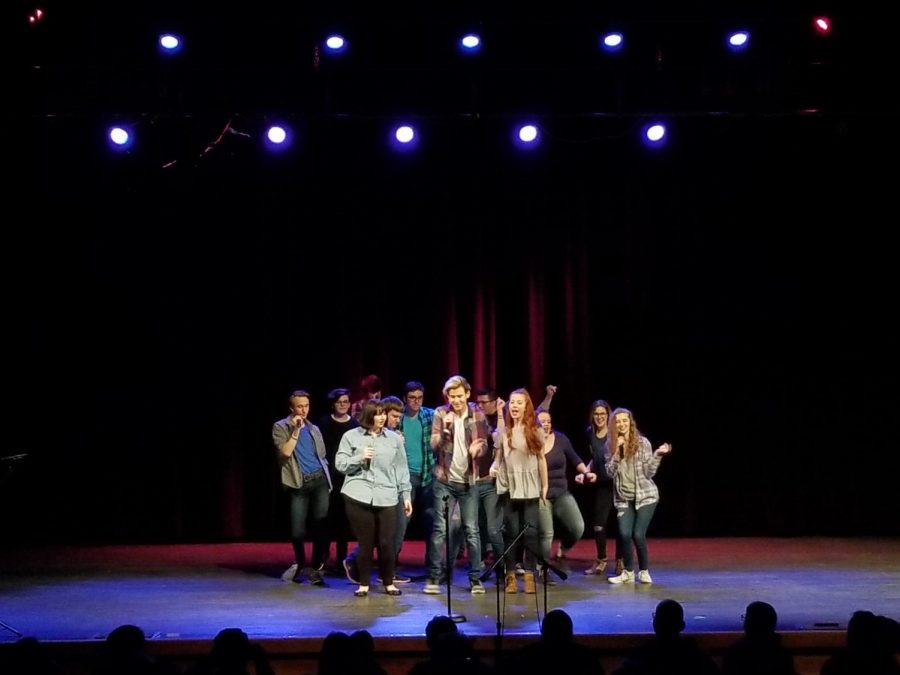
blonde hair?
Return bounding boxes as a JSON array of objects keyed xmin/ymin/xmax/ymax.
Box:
[{"xmin": 442, "ymin": 375, "xmax": 471, "ymax": 396}]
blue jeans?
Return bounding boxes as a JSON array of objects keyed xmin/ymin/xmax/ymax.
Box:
[
  {"xmin": 287, "ymin": 474, "xmax": 330, "ymax": 568},
  {"xmin": 616, "ymin": 500, "xmax": 658, "ymax": 571},
  {"xmin": 537, "ymin": 491, "xmax": 585, "ymax": 562},
  {"xmin": 394, "ymin": 472, "xmax": 435, "ymax": 567},
  {"xmin": 449, "ymin": 480, "xmax": 504, "ymax": 566},
  {"xmin": 429, "ymin": 480, "xmax": 481, "ymax": 581}
]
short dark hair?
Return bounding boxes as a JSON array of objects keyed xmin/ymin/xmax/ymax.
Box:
[
  {"xmin": 475, "ymin": 387, "xmax": 497, "ymax": 399},
  {"xmin": 327, "ymin": 387, "xmax": 351, "ymax": 404},
  {"xmin": 357, "ymin": 399, "xmax": 385, "ymax": 429},
  {"xmin": 381, "ymin": 396, "xmax": 404, "ymax": 414},
  {"xmin": 404, "ymin": 381, "xmax": 425, "ymax": 396},
  {"xmin": 289, "ymin": 390, "xmax": 311, "ymax": 405}
]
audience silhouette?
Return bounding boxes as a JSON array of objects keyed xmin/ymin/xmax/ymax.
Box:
[
  {"xmin": 614, "ymin": 599, "xmax": 720, "ymax": 675},
  {"xmin": 501, "ymin": 609, "xmax": 604, "ymax": 675},
  {"xmin": 184, "ymin": 627, "xmax": 274, "ymax": 675},
  {"xmin": 92, "ymin": 624, "xmax": 179, "ymax": 675},
  {"xmin": 820, "ymin": 610, "xmax": 900, "ymax": 675},
  {"xmin": 722, "ymin": 601, "xmax": 797, "ymax": 675}
]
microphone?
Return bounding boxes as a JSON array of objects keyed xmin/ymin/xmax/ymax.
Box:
[{"xmin": 363, "ymin": 458, "xmax": 371, "ymax": 471}]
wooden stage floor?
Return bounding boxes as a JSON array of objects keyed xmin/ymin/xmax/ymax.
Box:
[{"xmin": 2, "ymin": 537, "xmax": 898, "ymax": 644}]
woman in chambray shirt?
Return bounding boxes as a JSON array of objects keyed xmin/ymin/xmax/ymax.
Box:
[{"xmin": 336, "ymin": 398, "xmax": 412, "ymax": 597}]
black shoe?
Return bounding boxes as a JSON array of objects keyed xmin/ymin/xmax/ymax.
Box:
[
  {"xmin": 384, "ymin": 586, "xmax": 402, "ymax": 596},
  {"xmin": 308, "ymin": 567, "xmax": 326, "ymax": 586}
]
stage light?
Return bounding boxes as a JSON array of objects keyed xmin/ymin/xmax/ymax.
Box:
[
  {"xmin": 513, "ymin": 124, "xmax": 541, "ymax": 151},
  {"xmin": 460, "ymin": 34, "xmax": 481, "ymax": 51},
  {"xmin": 643, "ymin": 123, "xmax": 667, "ymax": 146},
  {"xmin": 108, "ymin": 126, "xmax": 132, "ymax": 150},
  {"xmin": 267, "ymin": 126, "xmax": 287, "ymax": 144},
  {"xmin": 518, "ymin": 125, "xmax": 538, "ymax": 143},
  {"xmin": 28, "ymin": 8, "xmax": 44, "ymax": 24},
  {"xmin": 389, "ymin": 123, "xmax": 419, "ymax": 152},
  {"xmin": 395, "ymin": 125, "xmax": 416, "ymax": 144},
  {"xmin": 600, "ymin": 32, "xmax": 624, "ymax": 52},
  {"xmin": 324, "ymin": 35, "xmax": 347, "ymax": 53},
  {"xmin": 727, "ymin": 31, "xmax": 750, "ymax": 51},
  {"xmin": 813, "ymin": 17, "xmax": 831, "ymax": 35},
  {"xmin": 262, "ymin": 123, "xmax": 293, "ymax": 152},
  {"xmin": 158, "ymin": 33, "xmax": 183, "ymax": 55}
]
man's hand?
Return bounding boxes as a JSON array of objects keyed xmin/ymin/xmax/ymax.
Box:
[{"xmin": 469, "ymin": 438, "xmax": 486, "ymax": 457}]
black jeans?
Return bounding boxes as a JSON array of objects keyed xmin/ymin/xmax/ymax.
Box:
[{"xmin": 287, "ymin": 473, "xmax": 330, "ymax": 568}]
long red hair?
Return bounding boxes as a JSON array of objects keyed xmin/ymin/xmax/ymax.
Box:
[{"xmin": 504, "ymin": 388, "xmax": 544, "ymax": 456}]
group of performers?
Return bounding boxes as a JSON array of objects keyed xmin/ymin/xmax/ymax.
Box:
[{"xmin": 272, "ymin": 375, "xmax": 671, "ymax": 597}]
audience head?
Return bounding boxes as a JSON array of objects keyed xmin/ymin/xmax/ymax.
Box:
[
  {"xmin": 653, "ymin": 599, "xmax": 686, "ymax": 638},
  {"xmin": 425, "ymin": 615, "xmax": 460, "ymax": 651},
  {"xmin": 105, "ymin": 624, "xmax": 146, "ymax": 656},
  {"xmin": 211, "ymin": 628, "xmax": 250, "ymax": 664},
  {"xmin": 743, "ymin": 601, "xmax": 778, "ymax": 637},
  {"xmin": 541, "ymin": 609, "xmax": 574, "ymax": 644}
]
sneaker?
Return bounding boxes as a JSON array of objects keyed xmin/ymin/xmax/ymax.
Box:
[
  {"xmin": 470, "ymin": 579, "xmax": 486, "ymax": 594},
  {"xmin": 423, "ymin": 579, "xmax": 442, "ymax": 594},
  {"xmin": 608, "ymin": 569, "xmax": 635, "ymax": 584},
  {"xmin": 342, "ymin": 557, "xmax": 360, "ymax": 585},
  {"xmin": 308, "ymin": 566, "xmax": 326, "ymax": 586},
  {"xmin": 281, "ymin": 563, "xmax": 299, "ymax": 582},
  {"xmin": 638, "ymin": 570, "xmax": 653, "ymax": 584},
  {"xmin": 583, "ymin": 559, "xmax": 607, "ymax": 575}
]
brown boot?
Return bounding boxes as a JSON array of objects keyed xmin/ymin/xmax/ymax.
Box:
[
  {"xmin": 615, "ymin": 558, "xmax": 625, "ymax": 575},
  {"xmin": 505, "ymin": 572, "xmax": 518, "ymax": 593},
  {"xmin": 523, "ymin": 571, "xmax": 536, "ymax": 594}
]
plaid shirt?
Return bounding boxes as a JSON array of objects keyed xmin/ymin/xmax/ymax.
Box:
[
  {"xmin": 430, "ymin": 402, "xmax": 492, "ymax": 485},
  {"xmin": 605, "ymin": 435, "xmax": 662, "ymax": 510},
  {"xmin": 399, "ymin": 406, "xmax": 436, "ymax": 487}
]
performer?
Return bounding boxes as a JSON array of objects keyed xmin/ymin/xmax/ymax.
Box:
[
  {"xmin": 336, "ymin": 399, "xmax": 412, "ymax": 596},
  {"xmin": 317, "ymin": 387, "xmax": 358, "ymax": 571},
  {"xmin": 605, "ymin": 407, "xmax": 671, "ymax": 584},
  {"xmin": 536, "ymin": 409, "xmax": 588, "ymax": 567},
  {"xmin": 425, "ymin": 375, "xmax": 491, "ymax": 595},
  {"xmin": 576, "ymin": 399, "xmax": 623, "ymax": 576},
  {"xmin": 492, "ymin": 388, "xmax": 548, "ymax": 594},
  {"xmin": 271, "ymin": 390, "xmax": 332, "ymax": 585}
]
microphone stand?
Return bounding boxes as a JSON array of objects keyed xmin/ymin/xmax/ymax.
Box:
[
  {"xmin": 443, "ymin": 495, "xmax": 466, "ymax": 623},
  {"xmin": 522, "ymin": 543, "xmax": 568, "ymax": 620},
  {"xmin": 479, "ymin": 521, "xmax": 532, "ymax": 656}
]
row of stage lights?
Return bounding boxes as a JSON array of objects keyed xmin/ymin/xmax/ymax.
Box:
[
  {"xmin": 154, "ymin": 19, "xmax": 834, "ymax": 57},
  {"xmin": 106, "ymin": 120, "xmax": 671, "ymax": 155},
  {"xmin": 27, "ymin": 8, "xmax": 833, "ymax": 56}
]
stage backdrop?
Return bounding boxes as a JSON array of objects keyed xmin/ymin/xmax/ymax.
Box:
[{"xmin": 5, "ymin": 3, "xmax": 897, "ymax": 543}]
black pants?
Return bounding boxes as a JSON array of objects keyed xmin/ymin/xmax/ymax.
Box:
[
  {"xmin": 287, "ymin": 474, "xmax": 330, "ymax": 568},
  {"xmin": 344, "ymin": 496, "xmax": 398, "ymax": 586}
]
